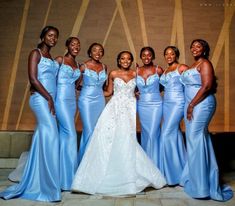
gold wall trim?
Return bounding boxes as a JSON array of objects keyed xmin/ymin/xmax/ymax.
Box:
[
  {"xmin": 16, "ymin": 0, "xmax": 53, "ymax": 129},
  {"xmin": 175, "ymin": 0, "xmax": 185, "ymax": 63},
  {"xmin": 211, "ymin": 0, "xmax": 235, "ymax": 68},
  {"xmin": 103, "ymin": 7, "xmax": 118, "ymax": 46},
  {"xmin": 1, "ymin": 0, "xmax": 31, "ymax": 130},
  {"xmin": 137, "ymin": 0, "xmax": 148, "ymax": 46},
  {"xmin": 224, "ymin": 0, "xmax": 231, "ymax": 131},
  {"xmin": 70, "ymin": 0, "xmax": 90, "ymax": 37},
  {"xmin": 116, "ymin": 0, "xmax": 136, "ymax": 60}
]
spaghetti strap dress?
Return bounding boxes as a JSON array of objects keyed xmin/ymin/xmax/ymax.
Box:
[
  {"xmin": 0, "ymin": 49, "xmax": 61, "ymax": 202},
  {"xmin": 55, "ymin": 59, "xmax": 81, "ymax": 190},
  {"xmin": 77, "ymin": 64, "xmax": 107, "ymax": 164}
]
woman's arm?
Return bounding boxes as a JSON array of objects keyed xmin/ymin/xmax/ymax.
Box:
[
  {"xmin": 178, "ymin": 64, "xmax": 189, "ymax": 74},
  {"xmin": 28, "ymin": 49, "xmax": 55, "ymax": 115},
  {"xmin": 103, "ymin": 71, "xmax": 114, "ymax": 97},
  {"xmin": 157, "ymin": 65, "xmax": 164, "ymax": 76},
  {"xmin": 186, "ymin": 60, "xmax": 215, "ymax": 120}
]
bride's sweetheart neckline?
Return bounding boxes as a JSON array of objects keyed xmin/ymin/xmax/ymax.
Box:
[{"xmin": 114, "ymin": 77, "xmax": 135, "ymax": 84}]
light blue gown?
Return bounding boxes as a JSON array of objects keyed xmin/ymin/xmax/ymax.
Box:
[
  {"xmin": 78, "ymin": 65, "xmax": 107, "ymax": 164},
  {"xmin": 0, "ymin": 50, "xmax": 61, "ymax": 202},
  {"xmin": 55, "ymin": 62, "xmax": 81, "ymax": 190},
  {"xmin": 159, "ymin": 69, "xmax": 186, "ymax": 185},
  {"xmin": 180, "ymin": 68, "xmax": 233, "ymax": 201},
  {"xmin": 136, "ymin": 70, "xmax": 162, "ymax": 168}
]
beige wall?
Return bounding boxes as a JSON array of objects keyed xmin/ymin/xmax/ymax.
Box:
[{"xmin": 0, "ymin": 0, "xmax": 234, "ymax": 131}]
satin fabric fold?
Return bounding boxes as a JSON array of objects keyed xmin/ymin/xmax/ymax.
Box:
[
  {"xmin": 136, "ymin": 74, "xmax": 162, "ymax": 168},
  {"xmin": 180, "ymin": 68, "xmax": 233, "ymax": 201},
  {"xmin": 78, "ymin": 67, "xmax": 107, "ymax": 164},
  {"xmin": 0, "ymin": 55, "xmax": 61, "ymax": 202},
  {"xmin": 159, "ymin": 70, "xmax": 186, "ymax": 185},
  {"xmin": 55, "ymin": 63, "xmax": 81, "ymax": 190}
]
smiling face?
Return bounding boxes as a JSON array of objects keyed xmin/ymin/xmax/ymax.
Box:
[
  {"xmin": 190, "ymin": 41, "xmax": 204, "ymax": 58},
  {"xmin": 90, "ymin": 44, "xmax": 104, "ymax": 61},
  {"xmin": 43, "ymin": 29, "xmax": 58, "ymax": 47},
  {"xmin": 140, "ymin": 49, "xmax": 154, "ymax": 65},
  {"xmin": 118, "ymin": 52, "xmax": 133, "ymax": 69},
  {"xmin": 164, "ymin": 48, "xmax": 177, "ymax": 64},
  {"xmin": 68, "ymin": 38, "xmax": 80, "ymax": 57}
]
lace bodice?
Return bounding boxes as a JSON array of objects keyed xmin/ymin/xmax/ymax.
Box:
[
  {"xmin": 57, "ymin": 64, "xmax": 80, "ymax": 84},
  {"xmin": 82, "ymin": 68, "xmax": 107, "ymax": 87},
  {"xmin": 136, "ymin": 74, "xmax": 160, "ymax": 94},
  {"xmin": 113, "ymin": 78, "xmax": 136, "ymax": 98},
  {"xmin": 160, "ymin": 70, "xmax": 183, "ymax": 92}
]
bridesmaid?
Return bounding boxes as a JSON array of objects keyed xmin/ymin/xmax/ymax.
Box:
[
  {"xmin": 180, "ymin": 39, "xmax": 233, "ymax": 201},
  {"xmin": 0, "ymin": 26, "xmax": 61, "ymax": 201},
  {"xmin": 77, "ymin": 42, "xmax": 107, "ymax": 164},
  {"xmin": 159, "ymin": 46, "xmax": 188, "ymax": 185},
  {"xmin": 136, "ymin": 46, "xmax": 163, "ymax": 168},
  {"xmin": 55, "ymin": 37, "xmax": 81, "ymax": 191}
]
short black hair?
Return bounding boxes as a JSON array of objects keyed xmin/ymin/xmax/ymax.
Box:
[
  {"xmin": 140, "ymin": 46, "xmax": 155, "ymax": 60},
  {"xmin": 190, "ymin": 39, "xmax": 210, "ymax": 59},
  {"xmin": 87, "ymin": 42, "xmax": 104, "ymax": 57},
  {"xmin": 116, "ymin": 51, "xmax": 134, "ymax": 68},
  {"xmin": 39, "ymin": 25, "xmax": 59, "ymax": 40},
  {"xmin": 163, "ymin": 46, "xmax": 180, "ymax": 60},
  {"xmin": 65, "ymin": 37, "xmax": 80, "ymax": 47}
]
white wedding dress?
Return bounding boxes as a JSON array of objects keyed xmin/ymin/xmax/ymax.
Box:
[{"xmin": 71, "ymin": 77, "xmax": 166, "ymax": 196}]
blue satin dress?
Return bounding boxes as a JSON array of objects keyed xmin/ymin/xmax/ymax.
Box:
[
  {"xmin": 55, "ymin": 62, "xmax": 81, "ymax": 191},
  {"xmin": 78, "ymin": 65, "xmax": 107, "ymax": 164},
  {"xmin": 136, "ymin": 72, "xmax": 162, "ymax": 168},
  {"xmin": 159, "ymin": 69, "xmax": 186, "ymax": 185},
  {"xmin": 180, "ymin": 68, "xmax": 233, "ymax": 201},
  {"xmin": 0, "ymin": 51, "xmax": 61, "ymax": 202}
]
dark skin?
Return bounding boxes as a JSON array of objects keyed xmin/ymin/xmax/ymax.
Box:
[
  {"xmin": 186, "ymin": 41, "xmax": 215, "ymax": 120},
  {"xmin": 28, "ymin": 29, "xmax": 58, "ymax": 115},
  {"xmin": 104, "ymin": 52, "xmax": 136, "ymax": 97},
  {"xmin": 164, "ymin": 47, "xmax": 188, "ymax": 75},
  {"xmin": 137, "ymin": 49, "xmax": 164, "ymax": 81}
]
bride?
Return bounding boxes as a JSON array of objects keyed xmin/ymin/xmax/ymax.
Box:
[{"xmin": 71, "ymin": 51, "xmax": 166, "ymax": 196}]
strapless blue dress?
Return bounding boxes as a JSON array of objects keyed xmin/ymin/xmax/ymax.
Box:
[
  {"xmin": 180, "ymin": 68, "xmax": 233, "ymax": 201},
  {"xmin": 159, "ymin": 69, "xmax": 186, "ymax": 185},
  {"xmin": 0, "ymin": 52, "xmax": 61, "ymax": 202},
  {"xmin": 136, "ymin": 73, "xmax": 162, "ymax": 168},
  {"xmin": 55, "ymin": 63, "xmax": 81, "ymax": 190},
  {"xmin": 77, "ymin": 66, "xmax": 107, "ymax": 164}
]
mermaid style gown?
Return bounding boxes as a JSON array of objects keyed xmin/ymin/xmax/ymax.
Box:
[
  {"xmin": 55, "ymin": 62, "xmax": 81, "ymax": 190},
  {"xmin": 180, "ymin": 68, "xmax": 233, "ymax": 201},
  {"xmin": 136, "ymin": 72, "xmax": 162, "ymax": 168},
  {"xmin": 77, "ymin": 65, "xmax": 107, "ymax": 164},
  {"xmin": 71, "ymin": 78, "xmax": 166, "ymax": 195},
  {"xmin": 159, "ymin": 69, "xmax": 186, "ymax": 185},
  {"xmin": 0, "ymin": 51, "xmax": 61, "ymax": 202}
]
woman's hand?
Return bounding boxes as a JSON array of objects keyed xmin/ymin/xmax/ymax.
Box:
[
  {"xmin": 48, "ymin": 97, "xmax": 55, "ymax": 115},
  {"xmin": 187, "ymin": 104, "xmax": 194, "ymax": 120}
]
